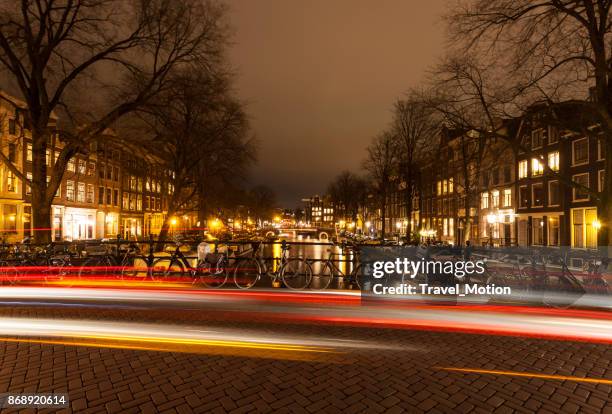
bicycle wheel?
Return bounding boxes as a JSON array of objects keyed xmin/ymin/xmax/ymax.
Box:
[
  {"xmin": 281, "ymin": 258, "xmax": 312, "ymax": 290},
  {"xmin": 0, "ymin": 261, "xmax": 19, "ymax": 285},
  {"xmin": 233, "ymin": 258, "xmax": 260, "ymax": 289},
  {"xmin": 310, "ymin": 262, "xmax": 334, "ymax": 290},
  {"xmin": 152, "ymin": 257, "xmax": 185, "ymax": 281},
  {"xmin": 45, "ymin": 258, "xmax": 72, "ymax": 286},
  {"xmin": 79, "ymin": 257, "xmax": 113, "ymax": 280},
  {"xmin": 121, "ymin": 256, "xmax": 149, "ymax": 280}
]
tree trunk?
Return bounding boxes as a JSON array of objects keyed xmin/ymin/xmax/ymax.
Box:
[
  {"xmin": 31, "ymin": 133, "xmax": 52, "ymax": 243},
  {"xmin": 380, "ymin": 197, "xmax": 387, "ymax": 239},
  {"xmin": 197, "ymin": 192, "xmax": 207, "ymax": 230},
  {"xmin": 405, "ymin": 182, "xmax": 413, "ymax": 235},
  {"xmin": 156, "ymin": 215, "xmax": 173, "ymax": 252},
  {"xmin": 32, "ymin": 201, "xmax": 51, "ymax": 243},
  {"xmin": 464, "ymin": 217, "xmax": 472, "ymax": 244}
]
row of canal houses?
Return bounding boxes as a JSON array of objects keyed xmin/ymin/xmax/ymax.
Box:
[
  {"xmin": 362, "ymin": 103, "xmax": 606, "ymax": 252},
  {"xmin": 0, "ymin": 90, "xmax": 176, "ymax": 242}
]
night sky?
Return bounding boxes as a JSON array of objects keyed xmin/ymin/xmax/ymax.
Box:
[{"xmin": 227, "ymin": 0, "xmax": 446, "ymax": 208}]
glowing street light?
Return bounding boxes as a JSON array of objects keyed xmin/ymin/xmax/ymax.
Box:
[{"xmin": 593, "ymin": 219, "xmax": 602, "ymax": 230}]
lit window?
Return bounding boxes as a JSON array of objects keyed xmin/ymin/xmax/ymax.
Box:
[
  {"xmin": 66, "ymin": 181, "xmax": 75, "ymax": 201},
  {"xmin": 491, "ymin": 190, "xmax": 499, "ymax": 207},
  {"xmin": 78, "ymin": 160, "xmax": 86, "ymax": 174},
  {"xmin": 26, "ymin": 172, "xmax": 32, "ymax": 195},
  {"xmin": 6, "ymin": 171, "xmax": 17, "ymax": 193},
  {"xmin": 572, "ymin": 208, "xmax": 598, "ymax": 249},
  {"xmin": 549, "ymin": 217, "xmax": 560, "ymax": 246},
  {"xmin": 67, "ymin": 159, "xmax": 75, "ymax": 172},
  {"xmin": 481, "ymin": 192, "xmax": 489, "ymax": 209},
  {"xmin": 448, "ymin": 177, "xmax": 454, "ymax": 193},
  {"xmin": 503, "ymin": 189, "xmax": 512, "ymax": 207},
  {"xmin": 77, "ymin": 182, "xmax": 85, "ymax": 203},
  {"xmin": 548, "ymin": 151, "xmax": 559, "ymax": 171},
  {"xmin": 86, "ymin": 185, "xmax": 94, "ymax": 203},
  {"xmin": 531, "ymin": 158, "xmax": 544, "ymax": 176},
  {"xmin": 26, "ymin": 144, "xmax": 32, "ymax": 162},
  {"xmin": 518, "ymin": 160, "xmax": 528, "ymax": 179}
]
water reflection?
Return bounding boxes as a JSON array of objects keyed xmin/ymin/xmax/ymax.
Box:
[{"xmin": 262, "ymin": 235, "xmax": 358, "ymax": 289}]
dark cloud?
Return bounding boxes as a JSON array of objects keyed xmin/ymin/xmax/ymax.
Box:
[{"xmin": 227, "ymin": 0, "xmax": 445, "ymax": 208}]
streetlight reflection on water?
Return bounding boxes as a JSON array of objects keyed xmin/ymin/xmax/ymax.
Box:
[{"xmin": 266, "ymin": 235, "xmax": 357, "ymax": 288}]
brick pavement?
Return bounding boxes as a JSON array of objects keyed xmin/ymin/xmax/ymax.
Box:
[{"xmin": 0, "ymin": 306, "xmax": 610, "ymax": 413}]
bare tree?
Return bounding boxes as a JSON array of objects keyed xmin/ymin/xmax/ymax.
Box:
[
  {"xmin": 326, "ymin": 171, "xmax": 367, "ymax": 224},
  {"xmin": 391, "ymin": 97, "xmax": 436, "ymax": 235},
  {"xmin": 196, "ymin": 98, "xmax": 256, "ymax": 228},
  {"xmin": 138, "ymin": 68, "xmax": 254, "ymax": 242},
  {"xmin": 248, "ymin": 185, "xmax": 276, "ymax": 227},
  {"xmin": 363, "ymin": 132, "xmax": 396, "ymax": 239},
  {"xmin": 0, "ymin": 0, "xmax": 228, "ymax": 242},
  {"xmin": 447, "ymin": 0, "xmax": 612, "ymax": 252}
]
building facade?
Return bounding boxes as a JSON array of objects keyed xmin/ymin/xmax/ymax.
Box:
[
  {"xmin": 373, "ymin": 114, "xmax": 606, "ymax": 250},
  {"xmin": 0, "ymin": 91, "xmax": 171, "ymax": 242}
]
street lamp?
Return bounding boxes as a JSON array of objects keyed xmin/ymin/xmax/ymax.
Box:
[{"xmin": 593, "ymin": 219, "xmax": 601, "ymax": 230}]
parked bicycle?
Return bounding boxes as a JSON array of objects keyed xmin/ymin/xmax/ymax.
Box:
[
  {"xmin": 233, "ymin": 240, "xmax": 312, "ymax": 290},
  {"xmin": 312, "ymin": 241, "xmax": 363, "ymax": 289},
  {"xmin": 157, "ymin": 239, "xmax": 229, "ymax": 286},
  {"xmin": 9, "ymin": 242, "xmax": 76, "ymax": 285}
]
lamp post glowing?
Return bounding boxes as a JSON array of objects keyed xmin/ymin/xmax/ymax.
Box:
[{"xmin": 593, "ymin": 219, "xmax": 601, "ymax": 230}]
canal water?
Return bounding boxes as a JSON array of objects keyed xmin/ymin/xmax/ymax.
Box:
[{"xmin": 257, "ymin": 234, "xmax": 359, "ymax": 290}]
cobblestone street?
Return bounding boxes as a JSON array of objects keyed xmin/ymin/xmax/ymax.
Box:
[{"xmin": 0, "ymin": 305, "xmax": 610, "ymax": 413}]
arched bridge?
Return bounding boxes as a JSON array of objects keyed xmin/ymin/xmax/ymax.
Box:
[{"xmin": 260, "ymin": 227, "xmax": 335, "ymax": 240}]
